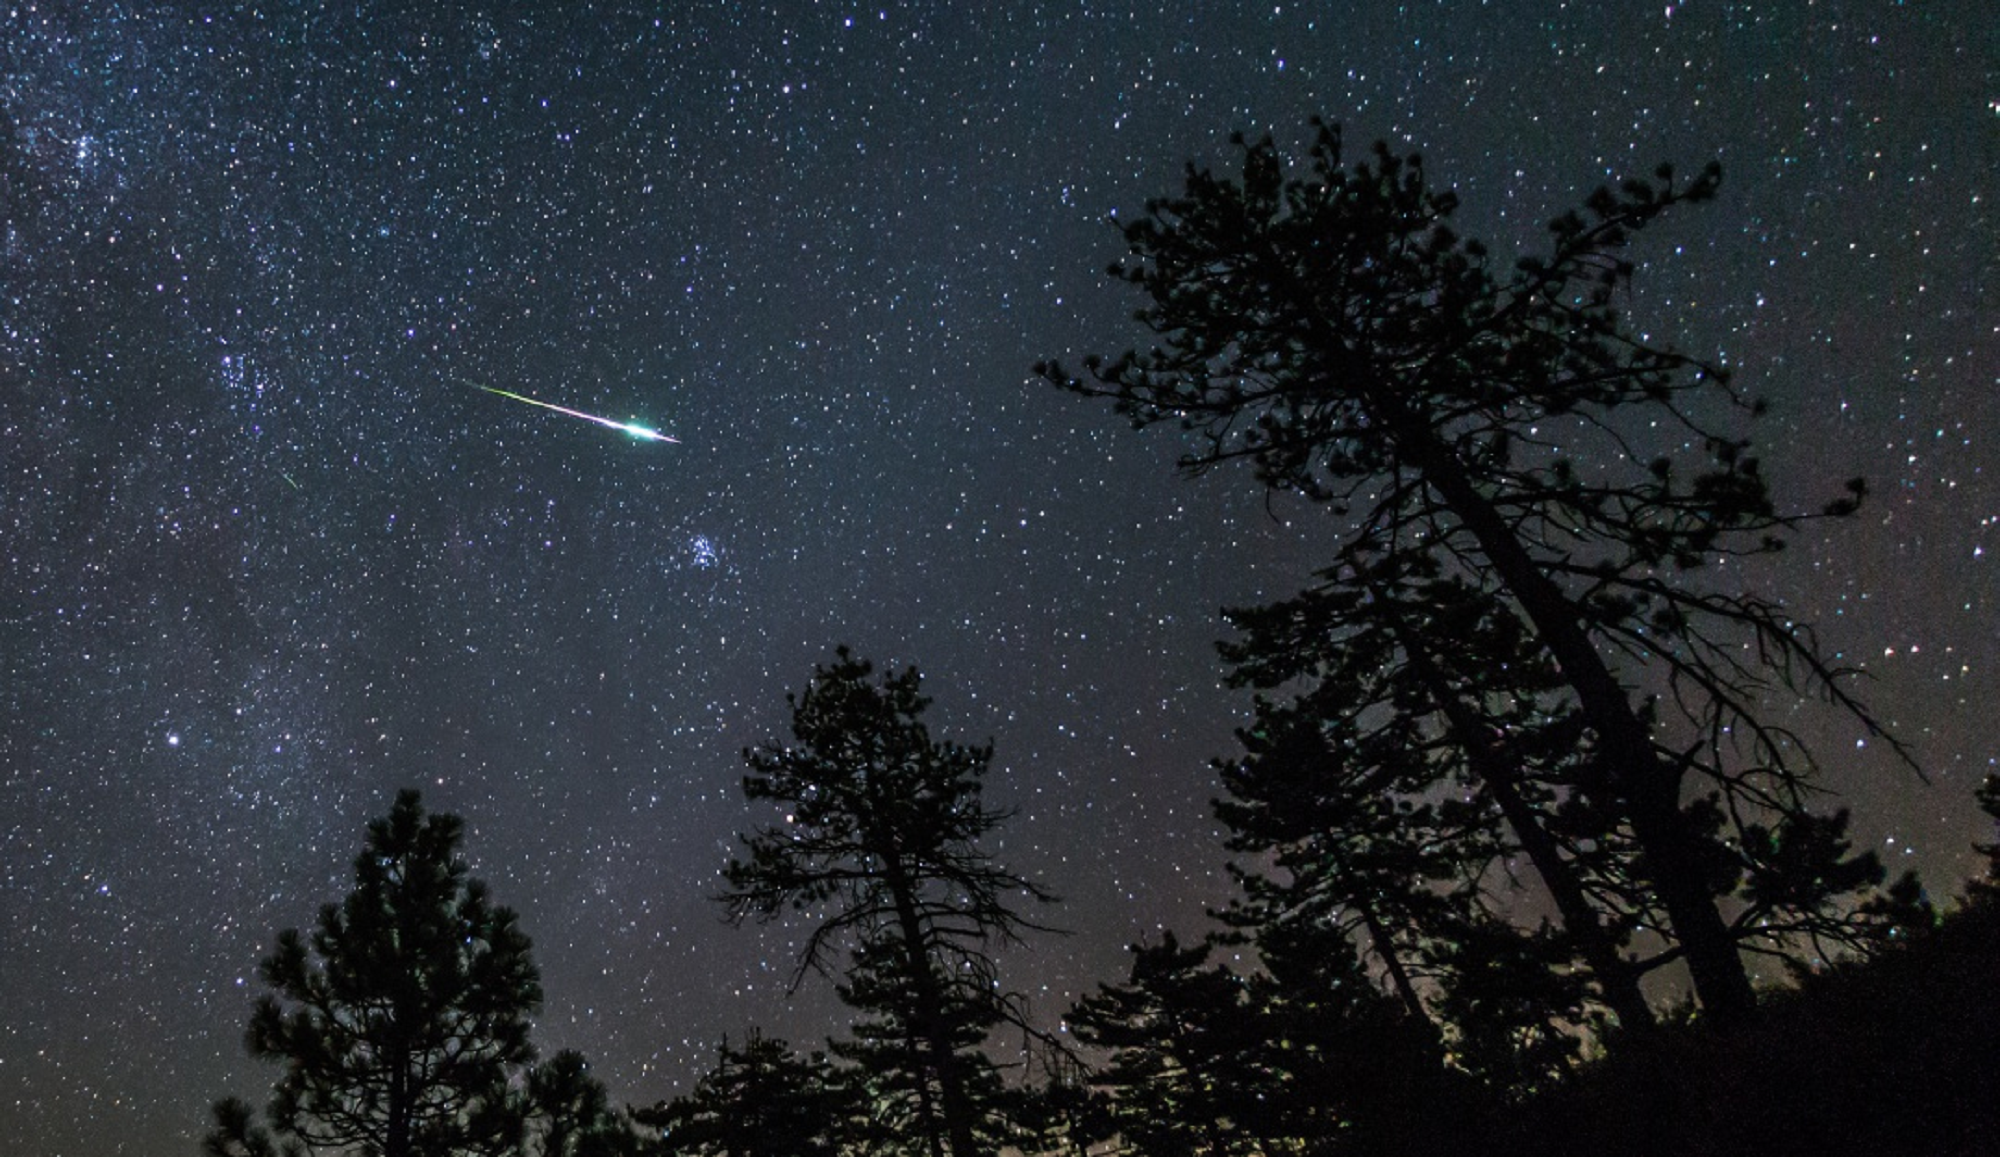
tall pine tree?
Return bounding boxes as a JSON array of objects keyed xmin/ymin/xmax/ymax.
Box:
[
  {"xmin": 205, "ymin": 790, "xmax": 620, "ymax": 1157},
  {"xmin": 719, "ymin": 649, "xmax": 1057, "ymax": 1157},
  {"xmin": 1040, "ymin": 121, "xmax": 1914, "ymax": 1023}
]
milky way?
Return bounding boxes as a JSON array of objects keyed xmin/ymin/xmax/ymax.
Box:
[{"xmin": 2, "ymin": 4, "xmax": 1991, "ymax": 1153}]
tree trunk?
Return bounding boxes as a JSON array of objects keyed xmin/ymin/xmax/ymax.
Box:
[
  {"xmin": 386, "ymin": 1047, "xmax": 411, "ymax": 1157},
  {"xmin": 1386, "ymin": 406, "xmax": 1758, "ymax": 1022},
  {"xmin": 885, "ymin": 859, "xmax": 983, "ymax": 1157},
  {"xmin": 1383, "ymin": 599, "xmax": 1657, "ymax": 1033},
  {"xmin": 1355, "ymin": 899, "xmax": 1438, "ymax": 1036}
]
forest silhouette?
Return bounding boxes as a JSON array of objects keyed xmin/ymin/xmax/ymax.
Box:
[{"xmin": 206, "ymin": 124, "xmax": 1997, "ymax": 1157}]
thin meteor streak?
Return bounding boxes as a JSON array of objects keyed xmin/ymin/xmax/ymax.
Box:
[{"xmin": 474, "ymin": 384, "xmax": 680, "ymax": 443}]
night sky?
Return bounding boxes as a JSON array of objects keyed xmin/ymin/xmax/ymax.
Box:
[{"xmin": 2, "ymin": 3, "xmax": 1992, "ymax": 1153}]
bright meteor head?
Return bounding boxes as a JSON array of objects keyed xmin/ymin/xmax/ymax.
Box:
[{"xmin": 618, "ymin": 421, "xmax": 678, "ymax": 443}]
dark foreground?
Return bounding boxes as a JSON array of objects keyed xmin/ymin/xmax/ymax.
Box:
[{"xmin": 1485, "ymin": 895, "xmax": 2000, "ymax": 1157}]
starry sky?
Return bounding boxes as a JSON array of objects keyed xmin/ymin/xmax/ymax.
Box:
[{"xmin": 1, "ymin": 3, "xmax": 1992, "ymax": 1153}]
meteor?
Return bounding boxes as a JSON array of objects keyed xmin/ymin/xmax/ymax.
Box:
[{"xmin": 473, "ymin": 384, "xmax": 679, "ymax": 443}]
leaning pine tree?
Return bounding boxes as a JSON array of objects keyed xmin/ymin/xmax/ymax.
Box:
[
  {"xmin": 1039, "ymin": 121, "xmax": 1921, "ymax": 1025},
  {"xmin": 1216, "ymin": 565, "xmax": 1657, "ymax": 1057}
]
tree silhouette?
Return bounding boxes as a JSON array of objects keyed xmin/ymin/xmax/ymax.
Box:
[
  {"xmin": 1214, "ymin": 569, "xmax": 1664, "ymax": 1071},
  {"xmin": 525, "ymin": 1051, "xmax": 638, "ymax": 1157},
  {"xmin": 1065, "ymin": 933, "xmax": 1266, "ymax": 1157},
  {"xmin": 634, "ymin": 1032, "xmax": 848, "ymax": 1157},
  {"xmin": 719, "ymin": 648, "xmax": 1057, "ymax": 1157},
  {"xmin": 1248, "ymin": 912, "xmax": 1474, "ymax": 1149},
  {"xmin": 1067, "ymin": 922, "xmax": 1452, "ymax": 1156},
  {"xmin": 1975, "ymin": 774, "xmax": 2000, "ymax": 875},
  {"xmin": 1215, "ymin": 700, "xmax": 1470, "ymax": 1034},
  {"xmin": 827, "ymin": 930, "xmax": 1019, "ymax": 1156},
  {"xmin": 204, "ymin": 790, "xmax": 589, "ymax": 1157},
  {"xmin": 1040, "ymin": 120, "xmax": 1912, "ymax": 1023},
  {"xmin": 1218, "ymin": 565, "xmax": 1658, "ymax": 1035}
]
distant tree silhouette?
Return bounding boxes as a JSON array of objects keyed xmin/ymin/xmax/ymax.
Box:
[
  {"xmin": 1040, "ymin": 120, "xmax": 1915, "ymax": 1025},
  {"xmin": 1004, "ymin": 1056, "xmax": 1106, "ymax": 1157},
  {"xmin": 1216, "ymin": 697, "xmax": 1603, "ymax": 1090},
  {"xmin": 205, "ymin": 790, "xmax": 621, "ymax": 1157},
  {"xmin": 1217, "ymin": 568, "xmax": 1659, "ymax": 1041},
  {"xmin": 1976, "ymin": 774, "xmax": 2000, "ymax": 885},
  {"xmin": 1247, "ymin": 913, "xmax": 1474, "ymax": 1148},
  {"xmin": 1217, "ymin": 684, "xmax": 1507, "ymax": 1032},
  {"xmin": 526, "ymin": 1051, "xmax": 639, "ymax": 1157},
  {"xmin": 634, "ymin": 1032, "xmax": 847, "ymax": 1157},
  {"xmin": 1065, "ymin": 933, "xmax": 1266, "ymax": 1157},
  {"xmin": 1067, "ymin": 922, "xmax": 1453, "ymax": 1155},
  {"xmin": 828, "ymin": 930, "xmax": 1019, "ymax": 1156},
  {"xmin": 719, "ymin": 649, "xmax": 1057, "ymax": 1157}
]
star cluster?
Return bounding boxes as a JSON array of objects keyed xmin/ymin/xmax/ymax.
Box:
[{"xmin": 2, "ymin": 3, "xmax": 1991, "ymax": 1152}]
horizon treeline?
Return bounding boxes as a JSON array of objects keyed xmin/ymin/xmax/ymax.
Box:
[{"xmin": 204, "ymin": 121, "xmax": 1991, "ymax": 1157}]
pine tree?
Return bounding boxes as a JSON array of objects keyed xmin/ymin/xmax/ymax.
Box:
[
  {"xmin": 1249, "ymin": 912, "xmax": 1472, "ymax": 1150},
  {"xmin": 204, "ymin": 790, "xmax": 548, "ymax": 1157},
  {"xmin": 829, "ymin": 931, "xmax": 1015, "ymax": 1156},
  {"xmin": 719, "ymin": 648, "xmax": 1057, "ymax": 1157},
  {"xmin": 1977, "ymin": 775, "xmax": 2000, "ymax": 888},
  {"xmin": 1064, "ymin": 933, "xmax": 1267, "ymax": 1157},
  {"xmin": 526, "ymin": 1052, "xmax": 638, "ymax": 1157},
  {"xmin": 1040, "ymin": 120, "xmax": 1914, "ymax": 1023},
  {"xmin": 633, "ymin": 1032, "xmax": 847, "ymax": 1157},
  {"xmin": 1066, "ymin": 923, "xmax": 1450, "ymax": 1156},
  {"xmin": 1215, "ymin": 565, "xmax": 1660, "ymax": 1038},
  {"xmin": 1214, "ymin": 698, "xmax": 1475, "ymax": 1035}
]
